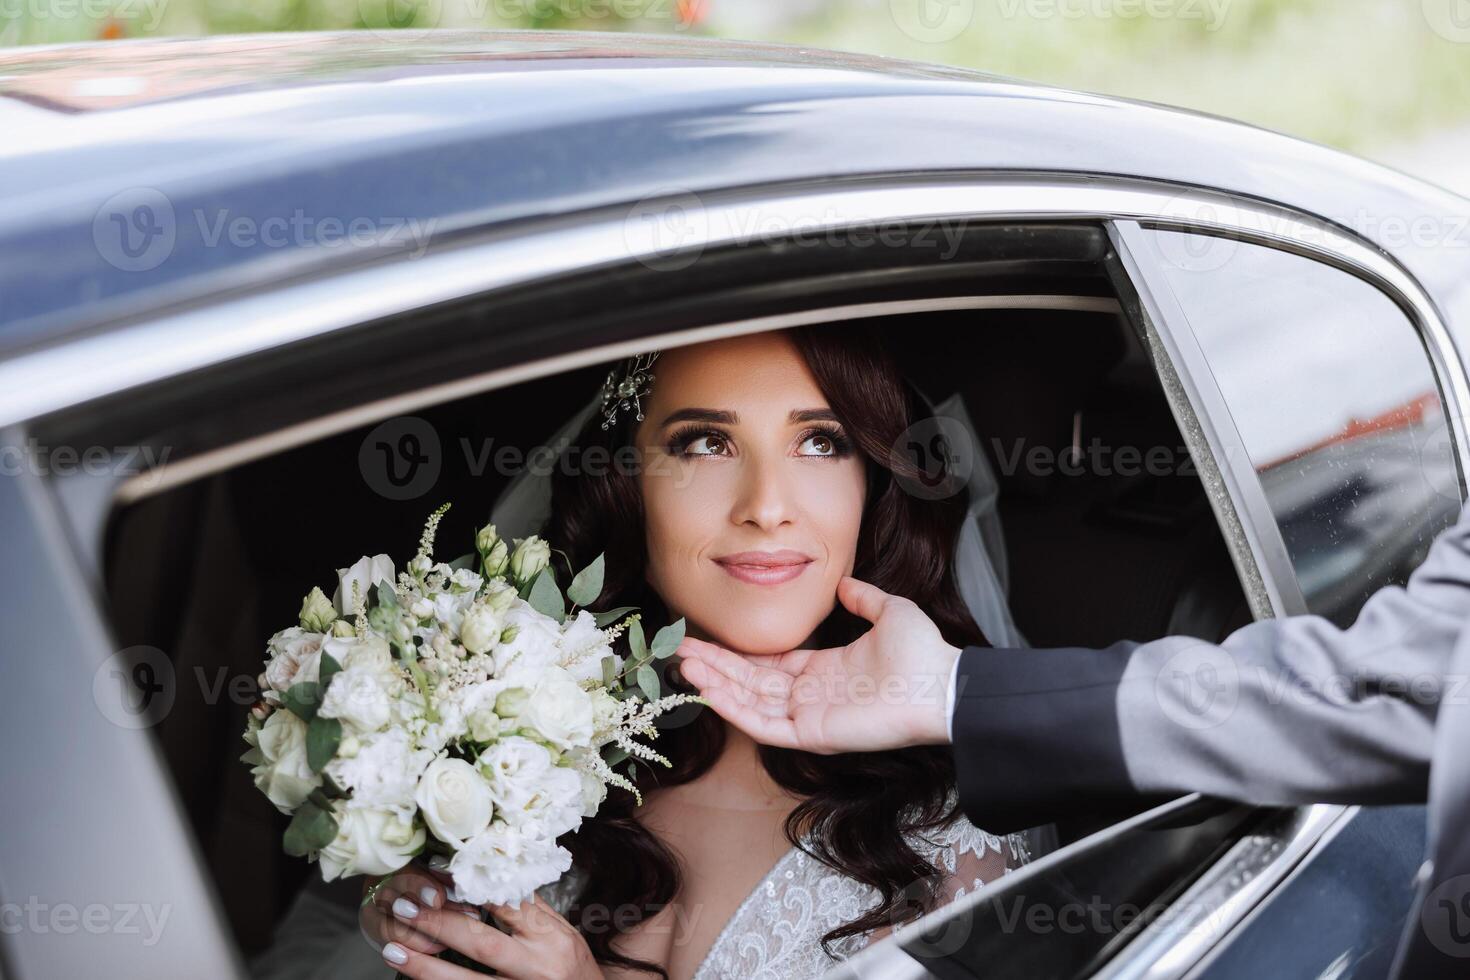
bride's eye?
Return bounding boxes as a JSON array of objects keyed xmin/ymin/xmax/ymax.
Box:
[
  {"xmin": 798, "ymin": 426, "xmax": 853, "ymax": 458},
  {"xmin": 667, "ymin": 426, "xmax": 731, "ymax": 457}
]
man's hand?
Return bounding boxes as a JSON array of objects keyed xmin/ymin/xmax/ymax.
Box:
[{"xmin": 675, "ymin": 575, "xmax": 961, "ymax": 753}]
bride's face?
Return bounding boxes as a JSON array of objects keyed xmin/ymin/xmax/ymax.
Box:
[{"xmin": 633, "ymin": 333, "xmax": 867, "ymax": 656}]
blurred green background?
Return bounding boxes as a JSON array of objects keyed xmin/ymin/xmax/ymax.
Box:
[{"xmin": 4, "ymin": 0, "xmax": 1470, "ymax": 182}]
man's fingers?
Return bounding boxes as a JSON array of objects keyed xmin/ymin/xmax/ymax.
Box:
[
  {"xmin": 677, "ymin": 636, "xmax": 813, "ymax": 678},
  {"xmin": 837, "ymin": 575, "xmax": 890, "ymax": 624},
  {"xmin": 677, "ymin": 649, "xmax": 791, "ymax": 706},
  {"xmin": 700, "ymin": 684, "xmax": 804, "ymax": 749}
]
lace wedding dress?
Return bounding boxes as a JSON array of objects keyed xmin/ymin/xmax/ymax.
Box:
[
  {"xmin": 547, "ymin": 801, "xmax": 1032, "ymax": 980},
  {"xmin": 251, "ymin": 798, "xmax": 1031, "ymax": 980}
]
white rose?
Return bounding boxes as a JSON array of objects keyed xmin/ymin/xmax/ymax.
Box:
[
  {"xmin": 415, "ymin": 757, "xmax": 494, "ymax": 848},
  {"xmin": 325, "ymin": 728, "xmax": 431, "ymax": 815},
  {"xmin": 521, "ymin": 669, "xmax": 595, "ymax": 751},
  {"xmin": 459, "ymin": 601, "xmax": 507, "ymax": 656},
  {"xmin": 264, "ymin": 627, "xmax": 325, "ymax": 692},
  {"xmin": 318, "ymin": 664, "xmax": 394, "ymax": 734},
  {"xmin": 318, "ymin": 805, "xmax": 424, "ymax": 880},
  {"xmin": 248, "ymin": 710, "xmax": 320, "ymax": 813},
  {"xmin": 491, "ymin": 604, "xmax": 563, "ymax": 679},
  {"xmin": 333, "ymin": 554, "xmax": 396, "ymax": 617},
  {"xmin": 558, "ymin": 610, "xmax": 622, "ymax": 685},
  {"xmin": 447, "ymin": 822, "xmax": 572, "ymax": 907},
  {"xmin": 324, "ymin": 634, "xmax": 393, "ymax": 674}
]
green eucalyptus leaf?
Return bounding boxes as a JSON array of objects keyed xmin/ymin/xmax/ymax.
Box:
[
  {"xmin": 449, "ymin": 552, "xmax": 477, "ymax": 571},
  {"xmin": 601, "ymin": 656, "xmax": 617, "ymax": 689},
  {"xmin": 592, "ymin": 605, "xmax": 638, "ymax": 628},
  {"xmin": 375, "ymin": 579, "xmax": 398, "ymax": 610},
  {"xmin": 283, "ymin": 801, "xmax": 338, "ymax": 857},
  {"xmin": 307, "ymin": 715, "xmax": 343, "ymax": 772},
  {"xmin": 566, "ymin": 554, "xmax": 605, "ymax": 608},
  {"xmin": 602, "ymin": 745, "xmax": 630, "ymax": 767},
  {"xmin": 636, "ymin": 664, "xmax": 660, "ymax": 701},
  {"xmin": 629, "ymin": 618, "xmax": 647, "ymax": 662},
  {"xmin": 318, "ymin": 651, "xmax": 343, "ymax": 691},
  {"xmin": 527, "ymin": 568, "xmax": 566, "ymax": 622},
  {"xmin": 282, "ymin": 681, "xmax": 322, "ymax": 722},
  {"xmin": 650, "ymin": 618, "xmax": 686, "ymax": 660}
]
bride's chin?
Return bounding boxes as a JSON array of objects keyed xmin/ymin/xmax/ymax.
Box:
[{"xmin": 694, "ymin": 625, "xmax": 819, "ymax": 658}]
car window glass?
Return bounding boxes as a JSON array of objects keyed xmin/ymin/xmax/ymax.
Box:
[{"xmin": 1138, "ymin": 230, "xmax": 1462, "ymax": 626}]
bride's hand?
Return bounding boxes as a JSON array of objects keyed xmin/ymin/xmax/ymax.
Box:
[
  {"xmin": 675, "ymin": 575, "xmax": 961, "ymax": 753},
  {"xmin": 382, "ymin": 885, "xmax": 603, "ymax": 980}
]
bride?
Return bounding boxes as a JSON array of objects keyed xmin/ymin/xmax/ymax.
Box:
[{"xmin": 254, "ymin": 323, "xmax": 1032, "ymax": 979}]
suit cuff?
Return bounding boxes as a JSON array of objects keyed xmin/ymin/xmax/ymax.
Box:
[{"xmin": 950, "ymin": 642, "xmax": 1143, "ymax": 831}]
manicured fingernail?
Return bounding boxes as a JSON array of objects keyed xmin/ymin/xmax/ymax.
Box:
[
  {"xmin": 382, "ymin": 942, "xmax": 408, "ymax": 965},
  {"xmin": 420, "ymin": 886, "xmax": 439, "ymax": 907},
  {"xmin": 459, "ymin": 907, "xmax": 481, "ymax": 919},
  {"xmin": 427, "ymin": 854, "xmax": 450, "ymax": 871},
  {"xmin": 392, "ymin": 897, "xmax": 418, "ymax": 919}
]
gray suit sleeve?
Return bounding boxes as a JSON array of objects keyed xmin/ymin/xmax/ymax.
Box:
[{"xmin": 951, "ymin": 500, "xmax": 1470, "ymax": 832}]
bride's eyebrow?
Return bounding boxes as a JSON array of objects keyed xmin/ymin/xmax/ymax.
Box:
[{"xmin": 658, "ymin": 407, "xmax": 839, "ymax": 427}]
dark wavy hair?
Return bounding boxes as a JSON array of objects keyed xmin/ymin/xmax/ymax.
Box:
[{"xmin": 539, "ymin": 322, "xmax": 991, "ymax": 977}]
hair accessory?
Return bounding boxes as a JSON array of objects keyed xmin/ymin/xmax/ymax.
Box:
[{"xmin": 599, "ymin": 350, "xmax": 661, "ymax": 430}]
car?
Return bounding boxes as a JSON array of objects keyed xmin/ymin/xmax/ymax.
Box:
[{"xmin": 1, "ymin": 28, "xmax": 1466, "ymax": 980}]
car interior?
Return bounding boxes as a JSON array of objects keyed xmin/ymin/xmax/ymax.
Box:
[{"xmin": 78, "ymin": 219, "xmax": 1255, "ymax": 967}]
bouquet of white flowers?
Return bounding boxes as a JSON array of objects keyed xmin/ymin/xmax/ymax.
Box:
[{"xmin": 241, "ymin": 502, "xmax": 701, "ymax": 911}]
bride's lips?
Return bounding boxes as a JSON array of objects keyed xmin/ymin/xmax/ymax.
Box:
[{"xmin": 713, "ymin": 550, "xmax": 815, "ymax": 585}]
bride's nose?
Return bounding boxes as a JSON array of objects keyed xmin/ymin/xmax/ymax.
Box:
[{"xmin": 730, "ymin": 449, "xmax": 798, "ymax": 531}]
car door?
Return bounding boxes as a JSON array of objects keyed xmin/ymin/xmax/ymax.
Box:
[
  {"xmin": 9, "ymin": 175, "xmax": 1466, "ymax": 980},
  {"xmin": 0, "ymin": 426, "xmax": 245, "ymax": 978}
]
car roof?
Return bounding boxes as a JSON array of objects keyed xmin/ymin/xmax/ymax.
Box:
[{"xmin": 1, "ymin": 29, "xmax": 1466, "ymax": 356}]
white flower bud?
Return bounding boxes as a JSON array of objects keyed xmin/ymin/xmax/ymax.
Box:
[
  {"xmin": 494, "ymin": 687, "xmax": 530, "ymax": 719},
  {"xmin": 460, "ymin": 602, "xmax": 507, "ymax": 656},
  {"xmin": 508, "ymin": 537, "xmax": 551, "ymax": 588},
  {"xmin": 299, "ymin": 586, "xmax": 336, "ymax": 632}
]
